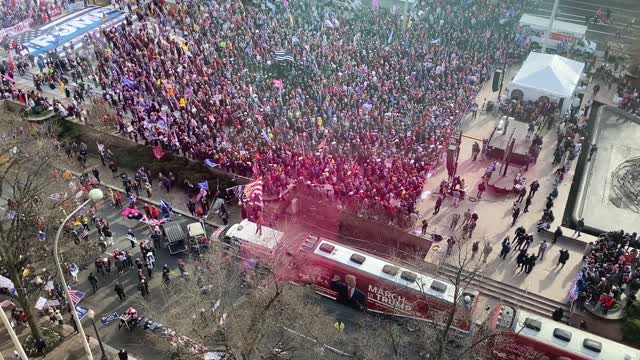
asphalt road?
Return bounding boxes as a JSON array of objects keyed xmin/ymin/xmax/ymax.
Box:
[
  {"xmin": 531, "ymin": 0, "xmax": 640, "ymax": 46},
  {"xmin": 66, "ymin": 201, "xmax": 202, "ymax": 359},
  {"xmin": 69, "ymin": 200, "xmax": 375, "ymax": 359}
]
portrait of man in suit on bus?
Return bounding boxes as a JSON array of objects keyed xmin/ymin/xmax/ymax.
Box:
[{"xmin": 331, "ymin": 274, "xmax": 367, "ymax": 311}]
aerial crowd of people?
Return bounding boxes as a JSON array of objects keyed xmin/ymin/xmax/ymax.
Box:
[
  {"xmin": 83, "ymin": 0, "xmax": 537, "ymax": 225},
  {"xmin": 574, "ymin": 231, "xmax": 640, "ymax": 314}
]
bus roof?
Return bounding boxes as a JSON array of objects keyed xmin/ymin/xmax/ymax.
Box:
[
  {"xmin": 312, "ymin": 238, "xmax": 460, "ymax": 303},
  {"xmin": 516, "ymin": 309, "xmax": 640, "ymax": 360},
  {"xmin": 224, "ymin": 219, "xmax": 284, "ymax": 251},
  {"xmin": 519, "ymin": 14, "xmax": 587, "ymax": 36}
]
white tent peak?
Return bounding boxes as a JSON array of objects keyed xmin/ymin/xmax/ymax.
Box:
[{"xmin": 511, "ymin": 52, "xmax": 584, "ymax": 98}]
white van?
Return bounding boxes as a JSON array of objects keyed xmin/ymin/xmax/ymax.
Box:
[
  {"xmin": 519, "ymin": 14, "xmax": 597, "ymax": 54},
  {"xmin": 213, "ymin": 219, "xmax": 285, "ymax": 260}
]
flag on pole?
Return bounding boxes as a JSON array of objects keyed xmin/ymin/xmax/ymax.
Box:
[
  {"xmin": 227, "ymin": 185, "xmax": 244, "ymax": 200},
  {"xmin": 198, "ymin": 181, "xmax": 209, "ymax": 190},
  {"xmin": 244, "ymin": 178, "xmax": 263, "ymax": 206},
  {"xmin": 152, "ymin": 145, "xmax": 165, "ymax": 159},
  {"xmin": 204, "ymin": 159, "xmax": 220, "ymax": 168},
  {"xmin": 372, "ymin": 0, "xmax": 379, "ymax": 10}
]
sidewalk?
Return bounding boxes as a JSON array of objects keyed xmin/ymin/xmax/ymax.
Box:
[
  {"xmin": 0, "ymin": 321, "xmax": 136, "ymax": 360},
  {"xmin": 55, "ymin": 155, "xmax": 242, "ymax": 228}
]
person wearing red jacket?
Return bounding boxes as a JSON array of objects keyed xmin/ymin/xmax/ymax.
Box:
[{"xmin": 150, "ymin": 206, "xmax": 159, "ymax": 219}]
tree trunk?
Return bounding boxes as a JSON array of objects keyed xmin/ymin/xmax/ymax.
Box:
[{"xmin": 9, "ymin": 266, "xmax": 43, "ymax": 341}]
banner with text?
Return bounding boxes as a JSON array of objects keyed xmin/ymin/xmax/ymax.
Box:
[{"xmin": 0, "ymin": 19, "xmax": 33, "ymax": 42}]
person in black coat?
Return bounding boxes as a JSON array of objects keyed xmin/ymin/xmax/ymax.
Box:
[
  {"xmin": 331, "ymin": 274, "xmax": 366, "ymax": 311},
  {"xmin": 516, "ymin": 250, "xmax": 527, "ymax": 271},
  {"xmin": 557, "ymin": 249, "xmax": 570, "ymax": 269},
  {"xmin": 433, "ymin": 196, "xmax": 443, "ymax": 215},
  {"xmin": 118, "ymin": 349, "xmax": 129, "ymax": 360},
  {"xmin": 525, "ymin": 255, "xmax": 538, "ymax": 274}
]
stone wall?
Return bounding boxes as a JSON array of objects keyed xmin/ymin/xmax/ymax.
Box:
[
  {"xmin": 1, "ymin": 99, "xmax": 25, "ymax": 113},
  {"xmin": 57, "ymin": 119, "xmax": 249, "ymax": 190},
  {"xmin": 293, "ymin": 193, "xmax": 432, "ymax": 262}
]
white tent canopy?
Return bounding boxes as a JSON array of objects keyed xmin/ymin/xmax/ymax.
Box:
[{"xmin": 509, "ymin": 52, "xmax": 585, "ymax": 107}]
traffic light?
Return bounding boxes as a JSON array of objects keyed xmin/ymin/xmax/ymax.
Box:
[{"xmin": 492, "ymin": 69, "xmax": 503, "ymax": 92}]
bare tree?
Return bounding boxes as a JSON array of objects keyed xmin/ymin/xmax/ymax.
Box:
[
  {"xmin": 0, "ymin": 115, "xmax": 80, "ymax": 340},
  {"xmin": 139, "ymin": 244, "xmax": 341, "ymax": 360},
  {"xmin": 348, "ymin": 235, "xmax": 547, "ymax": 360}
]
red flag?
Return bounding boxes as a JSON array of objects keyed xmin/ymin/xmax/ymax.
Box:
[{"xmin": 152, "ymin": 146, "xmax": 165, "ymax": 159}]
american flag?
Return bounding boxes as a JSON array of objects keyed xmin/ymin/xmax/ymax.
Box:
[
  {"xmin": 227, "ymin": 185, "xmax": 244, "ymax": 201},
  {"xmin": 273, "ymin": 49, "xmax": 294, "ymax": 62},
  {"xmin": 68, "ymin": 290, "xmax": 86, "ymax": 305},
  {"xmin": 244, "ymin": 178, "xmax": 263, "ymax": 207}
]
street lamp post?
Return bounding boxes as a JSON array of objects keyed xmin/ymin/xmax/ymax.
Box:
[
  {"xmin": 87, "ymin": 309, "xmax": 108, "ymax": 360},
  {"xmin": 54, "ymin": 188, "xmax": 104, "ymax": 360},
  {"xmin": 0, "ymin": 308, "xmax": 27, "ymax": 359}
]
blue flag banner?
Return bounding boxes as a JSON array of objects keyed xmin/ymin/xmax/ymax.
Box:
[
  {"xmin": 204, "ymin": 159, "xmax": 220, "ymax": 168},
  {"xmin": 262, "ymin": 130, "xmax": 271, "ymax": 142},
  {"xmin": 76, "ymin": 305, "xmax": 89, "ymax": 320},
  {"xmin": 198, "ymin": 181, "xmax": 209, "ymax": 190},
  {"xmin": 121, "ymin": 77, "xmax": 136, "ymax": 89},
  {"xmin": 100, "ymin": 312, "xmax": 119, "ymax": 325}
]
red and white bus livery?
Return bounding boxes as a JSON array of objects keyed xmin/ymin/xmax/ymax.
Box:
[
  {"xmin": 215, "ymin": 222, "xmax": 480, "ymax": 332},
  {"xmin": 297, "ymin": 235, "xmax": 480, "ymax": 333},
  {"xmin": 489, "ymin": 303, "xmax": 640, "ymax": 360}
]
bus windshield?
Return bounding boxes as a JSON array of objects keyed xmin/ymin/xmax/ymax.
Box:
[{"xmin": 495, "ymin": 305, "xmax": 516, "ymax": 331}]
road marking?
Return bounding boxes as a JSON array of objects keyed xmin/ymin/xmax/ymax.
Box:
[
  {"xmin": 587, "ymin": 28, "xmax": 638, "ymax": 40},
  {"xmin": 536, "ymin": 8, "xmax": 639, "ymax": 29},
  {"xmin": 542, "ymin": 0, "xmax": 640, "ymax": 15}
]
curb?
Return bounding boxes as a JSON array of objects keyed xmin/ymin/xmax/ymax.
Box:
[{"xmin": 59, "ymin": 324, "xmax": 139, "ymax": 360}]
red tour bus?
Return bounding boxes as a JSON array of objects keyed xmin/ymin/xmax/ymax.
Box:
[
  {"xmin": 214, "ymin": 222, "xmax": 480, "ymax": 332},
  {"xmin": 297, "ymin": 235, "xmax": 480, "ymax": 333},
  {"xmin": 489, "ymin": 303, "xmax": 640, "ymax": 360}
]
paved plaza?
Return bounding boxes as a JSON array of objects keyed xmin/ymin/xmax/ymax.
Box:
[
  {"xmin": 413, "ymin": 71, "xmax": 621, "ymax": 306},
  {"xmin": 577, "ymin": 105, "xmax": 640, "ymax": 233}
]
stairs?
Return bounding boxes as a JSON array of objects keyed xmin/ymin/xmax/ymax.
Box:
[{"xmin": 438, "ymin": 263, "xmax": 571, "ymax": 322}]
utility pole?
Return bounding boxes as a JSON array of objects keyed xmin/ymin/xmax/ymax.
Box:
[
  {"xmin": 0, "ymin": 308, "xmax": 28, "ymax": 360},
  {"xmin": 542, "ymin": 0, "xmax": 560, "ymax": 53}
]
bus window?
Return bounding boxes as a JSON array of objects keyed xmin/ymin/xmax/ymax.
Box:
[
  {"xmin": 583, "ymin": 339, "xmax": 602, "ymax": 353},
  {"xmin": 350, "ymin": 253, "xmax": 366, "ymax": 265},
  {"xmin": 523, "ymin": 318, "xmax": 541, "ymax": 332},
  {"xmin": 553, "ymin": 328, "xmax": 572, "ymax": 342},
  {"xmin": 430, "ymin": 280, "xmax": 447, "ymax": 293},
  {"xmin": 496, "ymin": 305, "xmax": 516, "ymax": 331},
  {"xmin": 382, "ymin": 265, "xmax": 399, "ymax": 276},
  {"xmin": 319, "ymin": 243, "xmax": 335, "ymax": 253},
  {"xmin": 401, "ymin": 271, "xmax": 417, "ymax": 283}
]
